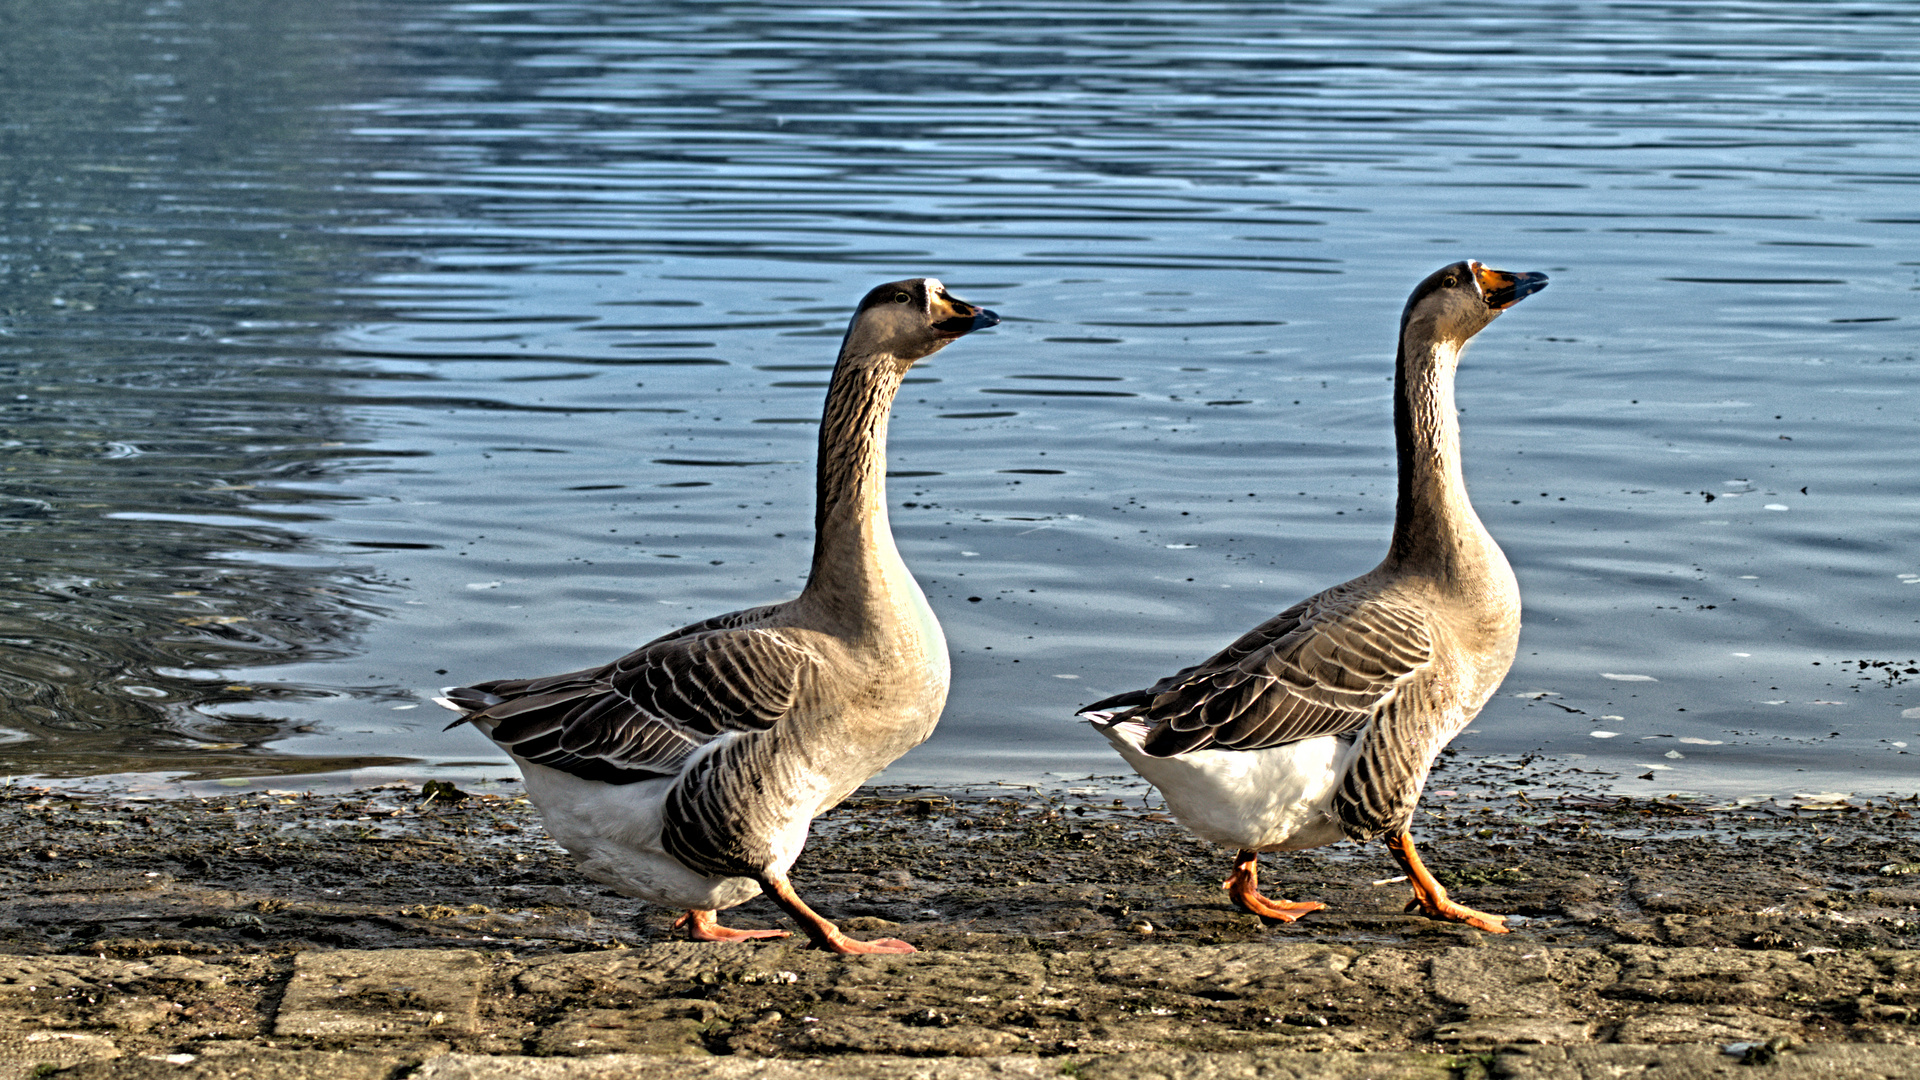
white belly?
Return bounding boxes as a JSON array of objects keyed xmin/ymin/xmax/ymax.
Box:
[
  {"xmin": 516, "ymin": 758, "xmax": 766, "ymax": 913},
  {"xmin": 1094, "ymin": 720, "xmax": 1357, "ymax": 852}
]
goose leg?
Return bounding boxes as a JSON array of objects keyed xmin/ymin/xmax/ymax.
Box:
[
  {"xmin": 673, "ymin": 908, "xmax": 791, "ymax": 943},
  {"xmin": 1384, "ymin": 830, "xmax": 1508, "ymax": 933},
  {"xmin": 759, "ymin": 869, "xmax": 915, "ymax": 955},
  {"xmin": 1222, "ymin": 849, "xmax": 1327, "ymax": 922}
]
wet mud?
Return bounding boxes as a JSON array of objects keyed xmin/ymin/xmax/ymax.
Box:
[{"xmin": 0, "ymin": 759, "xmax": 1916, "ymax": 1078}]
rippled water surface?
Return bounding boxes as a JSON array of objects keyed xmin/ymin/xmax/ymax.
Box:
[{"xmin": 3, "ymin": 0, "xmax": 1916, "ymax": 796}]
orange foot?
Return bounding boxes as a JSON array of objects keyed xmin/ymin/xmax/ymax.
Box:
[
  {"xmin": 1224, "ymin": 850, "xmax": 1327, "ymax": 923},
  {"xmin": 814, "ymin": 934, "xmax": 917, "ymax": 955},
  {"xmin": 674, "ymin": 909, "xmax": 792, "ymax": 943},
  {"xmin": 1384, "ymin": 832, "xmax": 1509, "ymax": 934},
  {"xmin": 760, "ymin": 870, "xmax": 917, "ymax": 954},
  {"xmin": 1402, "ymin": 895, "xmax": 1508, "ymax": 933}
]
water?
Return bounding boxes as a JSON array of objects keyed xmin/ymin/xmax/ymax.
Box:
[{"xmin": 2, "ymin": 0, "xmax": 1916, "ymax": 798}]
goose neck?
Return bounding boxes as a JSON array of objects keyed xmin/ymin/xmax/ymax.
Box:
[
  {"xmin": 803, "ymin": 353, "xmax": 913, "ymax": 611},
  {"xmin": 1386, "ymin": 337, "xmax": 1489, "ymax": 578}
]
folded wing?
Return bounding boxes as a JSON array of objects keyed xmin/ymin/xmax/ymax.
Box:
[
  {"xmin": 1080, "ymin": 586, "xmax": 1434, "ymax": 758},
  {"xmin": 448, "ymin": 618, "xmax": 822, "ymax": 784}
]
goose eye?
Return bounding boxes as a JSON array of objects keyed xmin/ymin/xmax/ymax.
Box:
[
  {"xmin": 1442, "ymin": 274, "xmax": 1460, "ymax": 289},
  {"xmin": 893, "ymin": 291, "xmax": 912, "ymax": 304}
]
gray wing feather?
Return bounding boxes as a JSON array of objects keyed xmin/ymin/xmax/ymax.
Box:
[
  {"xmin": 451, "ymin": 615, "xmax": 821, "ymax": 784},
  {"xmin": 1097, "ymin": 589, "xmax": 1435, "ymax": 758}
]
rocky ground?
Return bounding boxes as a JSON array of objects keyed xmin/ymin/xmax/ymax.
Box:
[{"xmin": 0, "ymin": 754, "xmax": 1916, "ymax": 1079}]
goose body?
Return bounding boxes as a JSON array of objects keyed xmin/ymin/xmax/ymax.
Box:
[
  {"xmin": 1082, "ymin": 261, "xmax": 1546, "ymax": 932},
  {"xmin": 438, "ymin": 278, "xmax": 996, "ymax": 953}
]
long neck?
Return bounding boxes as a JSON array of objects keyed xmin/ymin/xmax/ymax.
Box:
[
  {"xmin": 803, "ymin": 350, "xmax": 910, "ymax": 611},
  {"xmin": 1385, "ymin": 335, "xmax": 1490, "ymax": 580}
]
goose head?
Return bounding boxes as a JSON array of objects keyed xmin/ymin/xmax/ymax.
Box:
[
  {"xmin": 839, "ymin": 278, "xmax": 1000, "ymax": 367},
  {"xmin": 1399, "ymin": 260, "xmax": 1548, "ymax": 357}
]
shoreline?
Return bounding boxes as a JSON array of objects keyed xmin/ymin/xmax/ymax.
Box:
[
  {"xmin": 11, "ymin": 732, "xmax": 1919, "ymax": 808},
  {"xmin": 0, "ymin": 767, "xmax": 1915, "ymax": 1078}
]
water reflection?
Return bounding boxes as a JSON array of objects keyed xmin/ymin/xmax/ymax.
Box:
[
  {"xmin": 2, "ymin": 0, "xmax": 1917, "ymax": 795},
  {"xmin": 0, "ymin": 0, "xmax": 409, "ymax": 777}
]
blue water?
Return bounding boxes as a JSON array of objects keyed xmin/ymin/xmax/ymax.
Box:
[{"xmin": 2, "ymin": 0, "xmax": 1916, "ymax": 799}]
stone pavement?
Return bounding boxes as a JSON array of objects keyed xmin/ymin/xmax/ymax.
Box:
[
  {"xmin": 0, "ymin": 941, "xmax": 1915, "ymax": 1079},
  {"xmin": 1, "ymin": 780, "xmax": 1915, "ymax": 1078}
]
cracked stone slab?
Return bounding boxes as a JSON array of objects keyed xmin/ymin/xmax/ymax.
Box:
[
  {"xmin": 413, "ymin": 1052, "xmax": 1464, "ymax": 1080},
  {"xmin": 828, "ymin": 952, "xmax": 1047, "ymax": 996},
  {"xmin": 1431, "ymin": 1017, "xmax": 1595, "ymax": 1045},
  {"xmin": 1075, "ymin": 1050, "xmax": 1470, "ymax": 1079},
  {"xmin": 414, "ymin": 1053, "xmax": 1069, "ymax": 1080},
  {"xmin": 1069, "ymin": 944, "xmax": 1356, "ymax": 993},
  {"xmin": 405, "ymin": 1047, "xmax": 1920, "ymax": 1080},
  {"xmin": 0, "ymin": 955, "xmax": 231, "ymax": 997},
  {"xmin": 1610, "ymin": 1005, "xmax": 1804, "ymax": 1045},
  {"xmin": 514, "ymin": 943, "xmax": 817, "ymax": 998},
  {"xmin": 48, "ymin": 1050, "xmax": 407, "ymax": 1080},
  {"xmin": 530, "ymin": 1007, "xmax": 717, "ymax": 1058},
  {"xmin": 1606, "ymin": 944, "xmax": 1879, "ymax": 1006},
  {"xmin": 1491, "ymin": 1043, "xmax": 1920, "ymax": 1079},
  {"xmin": 273, "ymin": 948, "xmax": 485, "ymax": 1037},
  {"xmin": 0, "ymin": 1029, "xmax": 122, "ymax": 1075}
]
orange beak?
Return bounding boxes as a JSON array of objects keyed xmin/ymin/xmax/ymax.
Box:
[{"xmin": 1474, "ymin": 264, "xmax": 1549, "ymax": 310}]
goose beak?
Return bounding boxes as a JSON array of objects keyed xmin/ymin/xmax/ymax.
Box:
[
  {"xmin": 930, "ymin": 292, "xmax": 1001, "ymax": 337},
  {"xmin": 1474, "ymin": 265, "xmax": 1549, "ymax": 311}
]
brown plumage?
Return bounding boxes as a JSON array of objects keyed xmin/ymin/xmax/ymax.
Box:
[
  {"xmin": 439, "ymin": 278, "xmax": 997, "ymax": 954},
  {"xmin": 1084, "ymin": 261, "xmax": 1547, "ymax": 932}
]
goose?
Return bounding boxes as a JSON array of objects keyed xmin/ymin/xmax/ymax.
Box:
[
  {"xmin": 436, "ymin": 278, "xmax": 997, "ymax": 954},
  {"xmin": 1080, "ymin": 261, "xmax": 1546, "ymax": 934}
]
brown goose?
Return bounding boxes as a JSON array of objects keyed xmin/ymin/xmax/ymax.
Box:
[
  {"xmin": 437, "ymin": 279, "xmax": 997, "ymax": 954},
  {"xmin": 1081, "ymin": 261, "xmax": 1546, "ymax": 933}
]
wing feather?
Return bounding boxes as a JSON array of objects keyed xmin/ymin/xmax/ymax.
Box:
[
  {"xmin": 1084, "ymin": 587, "xmax": 1434, "ymax": 758},
  {"xmin": 450, "ymin": 621, "xmax": 822, "ymax": 784}
]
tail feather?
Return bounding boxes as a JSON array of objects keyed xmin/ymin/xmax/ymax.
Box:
[
  {"xmin": 433, "ymin": 686, "xmax": 507, "ymax": 730},
  {"xmin": 1076, "ymin": 687, "xmax": 1152, "ymax": 719}
]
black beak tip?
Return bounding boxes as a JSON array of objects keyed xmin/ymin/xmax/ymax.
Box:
[
  {"xmin": 1489, "ymin": 272, "xmax": 1548, "ymax": 310},
  {"xmin": 935, "ymin": 308, "xmax": 1000, "ymax": 336}
]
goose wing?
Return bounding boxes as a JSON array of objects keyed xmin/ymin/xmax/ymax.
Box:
[
  {"xmin": 1081, "ymin": 587, "xmax": 1433, "ymax": 758},
  {"xmin": 448, "ymin": 616, "xmax": 823, "ymax": 784}
]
